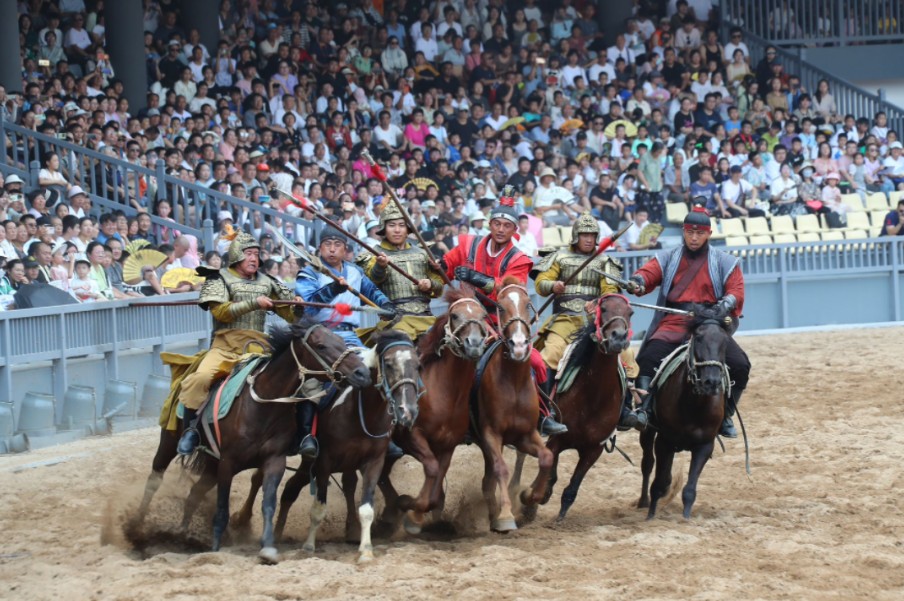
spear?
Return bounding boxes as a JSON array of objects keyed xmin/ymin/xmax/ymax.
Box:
[
  {"xmin": 131, "ymin": 298, "xmax": 394, "ymax": 316},
  {"xmin": 533, "ymin": 222, "xmax": 633, "ymax": 322}
]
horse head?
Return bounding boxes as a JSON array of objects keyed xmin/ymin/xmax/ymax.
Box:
[
  {"xmin": 442, "ymin": 289, "xmax": 490, "ymax": 360},
  {"xmin": 687, "ymin": 304, "xmax": 731, "ymax": 397},
  {"xmin": 496, "ymin": 277, "xmax": 534, "ymax": 362},
  {"xmin": 295, "ymin": 323, "xmax": 372, "ymax": 389},
  {"xmin": 374, "ymin": 331, "xmax": 421, "ymax": 429},
  {"xmin": 591, "ymin": 293, "xmax": 633, "ymax": 354}
]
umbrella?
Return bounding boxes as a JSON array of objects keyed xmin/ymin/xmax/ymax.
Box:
[
  {"xmin": 500, "ymin": 117, "xmax": 526, "ymax": 131},
  {"xmin": 160, "ymin": 267, "xmax": 205, "ymax": 289},
  {"xmin": 559, "ymin": 118, "xmax": 585, "ymax": 133},
  {"xmin": 604, "ymin": 119, "xmax": 638, "ymax": 138},
  {"xmin": 13, "ymin": 283, "xmax": 79, "ymax": 309},
  {"xmin": 123, "ymin": 249, "xmax": 168, "ymax": 285}
]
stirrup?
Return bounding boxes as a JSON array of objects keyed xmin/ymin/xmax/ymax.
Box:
[
  {"xmin": 177, "ymin": 427, "xmax": 200, "ymax": 456},
  {"xmin": 719, "ymin": 416, "xmax": 738, "ymax": 439},
  {"xmin": 539, "ymin": 416, "xmax": 568, "ymax": 436},
  {"xmin": 299, "ymin": 434, "xmax": 319, "ymax": 459},
  {"xmin": 618, "ymin": 407, "xmax": 642, "ymax": 431},
  {"xmin": 386, "ymin": 441, "xmax": 404, "ymax": 460}
]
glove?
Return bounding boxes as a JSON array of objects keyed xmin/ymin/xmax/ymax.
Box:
[
  {"xmin": 329, "ymin": 280, "xmax": 349, "ymax": 296},
  {"xmin": 454, "ymin": 266, "xmax": 494, "ymax": 292},
  {"xmin": 380, "ymin": 302, "xmax": 400, "ymax": 320},
  {"xmin": 713, "ymin": 295, "xmax": 737, "ymax": 320},
  {"xmin": 625, "ymin": 275, "xmax": 645, "ymax": 296}
]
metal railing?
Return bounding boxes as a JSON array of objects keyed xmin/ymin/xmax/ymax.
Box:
[
  {"xmin": 0, "ymin": 113, "xmax": 317, "ymax": 251},
  {"xmin": 717, "ymin": 28, "xmax": 904, "ymax": 134},
  {"xmin": 720, "ymin": 0, "xmax": 904, "ymax": 47}
]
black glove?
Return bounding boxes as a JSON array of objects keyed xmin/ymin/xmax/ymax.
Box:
[
  {"xmin": 712, "ymin": 295, "xmax": 737, "ymax": 320},
  {"xmin": 454, "ymin": 266, "xmax": 494, "ymax": 292},
  {"xmin": 625, "ymin": 275, "xmax": 645, "ymax": 295},
  {"xmin": 329, "ymin": 280, "xmax": 349, "ymax": 296}
]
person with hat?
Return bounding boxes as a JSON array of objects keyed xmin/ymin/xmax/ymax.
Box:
[
  {"xmin": 623, "ymin": 202, "xmax": 750, "ymax": 438},
  {"xmin": 295, "ymin": 226, "xmax": 395, "ymax": 458},
  {"xmin": 355, "ymin": 202, "xmax": 445, "ymax": 343},
  {"xmin": 176, "ymin": 229, "xmax": 298, "ymax": 456},
  {"xmin": 534, "ymin": 167, "xmax": 578, "ymax": 226}
]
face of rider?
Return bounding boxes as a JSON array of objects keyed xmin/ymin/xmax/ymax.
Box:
[
  {"xmin": 576, "ymin": 232, "xmax": 597, "ymax": 254},
  {"xmin": 683, "ymin": 227, "xmax": 711, "ymax": 252},
  {"xmin": 384, "ymin": 219, "xmax": 408, "ymax": 247},
  {"xmin": 489, "ymin": 218, "xmax": 516, "ymax": 249},
  {"xmin": 319, "ymin": 239, "xmax": 347, "ymax": 268},
  {"xmin": 235, "ymin": 248, "xmax": 260, "ymax": 277}
]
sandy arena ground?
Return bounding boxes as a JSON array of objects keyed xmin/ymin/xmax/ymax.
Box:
[{"xmin": 1, "ymin": 327, "xmax": 903, "ymax": 601}]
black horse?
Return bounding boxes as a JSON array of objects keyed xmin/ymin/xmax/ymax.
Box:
[{"xmin": 638, "ymin": 304, "xmax": 733, "ymax": 520}]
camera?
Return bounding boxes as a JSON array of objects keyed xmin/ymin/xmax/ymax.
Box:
[{"xmin": 38, "ymin": 59, "xmax": 50, "ymax": 67}]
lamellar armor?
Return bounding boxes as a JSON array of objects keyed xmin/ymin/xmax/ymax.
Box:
[
  {"xmin": 199, "ymin": 269, "xmax": 294, "ymax": 332},
  {"xmin": 357, "ymin": 244, "xmax": 440, "ymax": 315},
  {"xmin": 533, "ymin": 250, "xmax": 623, "ymax": 314}
]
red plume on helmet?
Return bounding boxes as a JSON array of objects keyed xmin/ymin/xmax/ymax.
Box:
[
  {"xmin": 490, "ymin": 184, "xmax": 519, "ymax": 226},
  {"xmin": 499, "ymin": 184, "xmax": 517, "ymax": 206}
]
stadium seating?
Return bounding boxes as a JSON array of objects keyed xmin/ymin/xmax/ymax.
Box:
[
  {"xmin": 666, "ymin": 202, "xmax": 688, "ymax": 224},
  {"xmin": 773, "ymin": 233, "xmax": 797, "ymax": 244},
  {"xmin": 866, "ymin": 193, "xmax": 890, "ymax": 212},
  {"xmin": 840, "ymin": 193, "xmax": 865, "ymax": 213},
  {"xmin": 770, "ymin": 215, "xmax": 795, "ymax": 235},
  {"xmin": 725, "ymin": 236, "xmax": 749, "ymax": 247},
  {"xmin": 795, "ymin": 214, "xmax": 822, "ymax": 234},
  {"xmin": 542, "ymin": 227, "xmax": 562, "ymax": 247},
  {"xmin": 845, "ymin": 212, "xmax": 871, "ymax": 231},
  {"xmin": 890, "ymin": 191, "xmax": 904, "ymax": 206},
  {"xmin": 720, "ymin": 219, "xmax": 746, "ymax": 237},
  {"xmin": 745, "ymin": 216, "xmax": 770, "ymax": 236}
]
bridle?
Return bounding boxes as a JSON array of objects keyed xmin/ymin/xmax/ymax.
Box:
[
  {"xmin": 590, "ymin": 293, "xmax": 632, "ymax": 353},
  {"xmin": 686, "ymin": 320, "xmax": 732, "ymax": 396},
  {"xmin": 439, "ymin": 297, "xmax": 491, "ymax": 358},
  {"xmin": 495, "ymin": 283, "xmax": 536, "ymax": 361},
  {"xmin": 374, "ymin": 338, "xmax": 423, "ymax": 427}
]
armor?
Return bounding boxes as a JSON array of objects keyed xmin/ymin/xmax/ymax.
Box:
[
  {"xmin": 199, "ymin": 268, "xmax": 294, "ymax": 332},
  {"xmin": 227, "ymin": 231, "xmax": 260, "ymax": 266},
  {"xmin": 534, "ymin": 249, "xmax": 623, "ymax": 313},
  {"xmin": 376, "ymin": 202, "xmax": 405, "ymax": 236},
  {"xmin": 357, "ymin": 242, "xmax": 441, "ymax": 315},
  {"xmin": 570, "ymin": 211, "xmax": 600, "ymax": 246}
]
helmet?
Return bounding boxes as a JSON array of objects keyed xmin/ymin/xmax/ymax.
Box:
[
  {"xmin": 683, "ymin": 200, "xmax": 712, "ymax": 231},
  {"xmin": 227, "ymin": 231, "xmax": 260, "ymax": 266},
  {"xmin": 570, "ymin": 211, "xmax": 600, "ymax": 246},
  {"xmin": 488, "ymin": 185, "xmax": 519, "ymax": 226},
  {"xmin": 376, "ymin": 202, "xmax": 408, "ymax": 237}
]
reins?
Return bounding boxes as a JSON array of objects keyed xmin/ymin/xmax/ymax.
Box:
[
  {"xmin": 438, "ymin": 297, "xmax": 492, "ymax": 358},
  {"xmin": 375, "ymin": 339, "xmax": 424, "ymax": 427},
  {"xmin": 591, "ymin": 293, "xmax": 633, "ymax": 352},
  {"xmin": 495, "ymin": 283, "xmax": 535, "ymax": 361},
  {"xmin": 685, "ymin": 322, "xmax": 732, "ymax": 397}
]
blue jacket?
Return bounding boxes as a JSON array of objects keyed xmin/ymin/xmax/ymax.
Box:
[{"xmin": 295, "ymin": 262, "xmax": 391, "ymax": 326}]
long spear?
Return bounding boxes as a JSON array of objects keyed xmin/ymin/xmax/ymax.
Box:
[
  {"xmin": 132, "ymin": 298, "xmax": 395, "ymax": 316},
  {"xmin": 533, "ymin": 222, "xmax": 633, "ymax": 322}
]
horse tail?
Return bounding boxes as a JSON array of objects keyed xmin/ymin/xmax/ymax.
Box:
[
  {"xmin": 181, "ymin": 450, "xmax": 209, "ymax": 475},
  {"xmin": 660, "ymin": 456, "xmax": 686, "ymax": 509}
]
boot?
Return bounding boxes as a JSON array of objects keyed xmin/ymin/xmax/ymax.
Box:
[
  {"xmin": 538, "ymin": 367, "xmax": 568, "ymax": 436},
  {"xmin": 632, "ymin": 376, "xmax": 654, "ymax": 431},
  {"xmin": 176, "ymin": 408, "xmax": 200, "ymax": 455},
  {"xmin": 618, "ymin": 380, "xmax": 642, "ymax": 431},
  {"xmin": 386, "ymin": 441, "xmax": 404, "ymax": 460},
  {"xmin": 296, "ymin": 401, "xmax": 319, "ymax": 459},
  {"xmin": 720, "ymin": 390, "xmax": 742, "ymax": 439}
]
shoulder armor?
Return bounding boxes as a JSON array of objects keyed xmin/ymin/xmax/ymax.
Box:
[
  {"xmin": 265, "ymin": 273, "xmax": 294, "ymax": 300},
  {"xmin": 354, "ymin": 250, "xmax": 374, "ymax": 268},
  {"xmin": 530, "ymin": 250, "xmax": 560, "ymax": 279},
  {"xmin": 198, "ymin": 276, "xmax": 228, "ymax": 309},
  {"xmin": 601, "ymin": 254, "xmax": 623, "ymax": 270}
]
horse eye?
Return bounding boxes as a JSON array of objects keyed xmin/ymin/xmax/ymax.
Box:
[{"xmin": 317, "ymin": 343, "xmax": 327, "ymax": 351}]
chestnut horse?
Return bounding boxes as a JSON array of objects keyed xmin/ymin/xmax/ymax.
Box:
[
  {"xmin": 136, "ymin": 321, "xmax": 370, "ymax": 563},
  {"xmin": 476, "ymin": 277, "xmax": 553, "ymax": 532},
  {"xmin": 230, "ymin": 330, "xmax": 421, "ymax": 563},
  {"xmin": 638, "ymin": 304, "xmax": 731, "ymax": 520},
  {"xmin": 512, "ymin": 293, "xmax": 633, "ymax": 521},
  {"xmin": 376, "ymin": 288, "xmax": 490, "ymax": 535}
]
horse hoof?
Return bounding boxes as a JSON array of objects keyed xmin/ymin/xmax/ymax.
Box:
[
  {"xmin": 230, "ymin": 512, "xmax": 251, "ymax": 530},
  {"xmin": 520, "ymin": 503, "xmax": 538, "ymax": 524},
  {"xmin": 491, "ymin": 518, "xmax": 518, "ymax": 533},
  {"xmin": 403, "ymin": 514, "xmax": 422, "ymax": 535},
  {"xmin": 358, "ymin": 550, "xmax": 375, "ymax": 564},
  {"xmin": 637, "ymin": 498, "xmax": 649, "ymax": 509},
  {"xmin": 258, "ymin": 547, "xmax": 279, "ymax": 564},
  {"xmin": 302, "ymin": 542, "xmax": 316, "ymax": 553}
]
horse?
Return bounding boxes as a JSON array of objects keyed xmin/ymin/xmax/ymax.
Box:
[
  {"xmin": 638, "ymin": 304, "xmax": 731, "ymax": 520},
  {"xmin": 375, "ymin": 288, "xmax": 491, "ymax": 535},
  {"xmin": 476, "ymin": 277, "xmax": 553, "ymax": 532},
  {"xmin": 511, "ymin": 293, "xmax": 633, "ymax": 521},
  {"xmin": 229, "ymin": 330, "xmax": 421, "ymax": 563},
  {"xmin": 135, "ymin": 320, "xmax": 371, "ymax": 563}
]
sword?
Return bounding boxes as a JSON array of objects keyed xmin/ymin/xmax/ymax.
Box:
[{"xmin": 627, "ymin": 301, "xmax": 694, "ymax": 316}]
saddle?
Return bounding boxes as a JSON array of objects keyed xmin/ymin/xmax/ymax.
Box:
[
  {"xmin": 555, "ymin": 339, "xmax": 628, "ymax": 400},
  {"xmin": 647, "ymin": 343, "xmax": 731, "ymax": 415},
  {"xmin": 467, "ymin": 339, "xmax": 506, "ymax": 440}
]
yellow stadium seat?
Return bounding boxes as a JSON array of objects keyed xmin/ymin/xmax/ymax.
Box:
[
  {"xmin": 840, "ymin": 193, "xmax": 865, "ymax": 213},
  {"xmin": 770, "ymin": 215, "xmax": 795, "ymax": 234},
  {"xmin": 745, "ymin": 216, "xmax": 770, "ymax": 235},
  {"xmin": 821, "ymin": 230, "xmax": 843, "ymax": 240},
  {"xmin": 797, "ymin": 232, "xmax": 821, "ymax": 243},
  {"xmin": 557, "ymin": 226, "xmax": 572, "ymax": 245},
  {"xmin": 889, "ymin": 190, "xmax": 904, "ymax": 206},
  {"xmin": 871, "ymin": 226, "xmax": 884, "ymax": 238},
  {"xmin": 866, "ymin": 193, "xmax": 890, "ymax": 211},
  {"xmin": 666, "ymin": 202, "xmax": 688, "ymax": 224},
  {"xmin": 795, "ymin": 214, "xmax": 821, "ymax": 234},
  {"xmin": 773, "ymin": 233, "xmax": 797, "ymax": 244},
  {"xmin": 871, "ymin": 210, "xmax": 890, "ymax": 227},
  {"xmin": 542, "ymin": 227, "xmax": 562, "ymax": 247},
  {"xmin": 720, "ymin": 219, "xmax": 746, "ymax": 237},
  {"xmin": 844, "ymin": 229, "xmax": 867, "ymax": 239},
  {"xmin": 845, "ymin": 212, "xmax": 871, "ymax": 231},
  {"xmin": 724, "ymin": 235, "xmax": 748, "ymax": 247}
]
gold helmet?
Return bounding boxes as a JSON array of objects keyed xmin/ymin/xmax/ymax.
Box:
[
  {"xmin": 227, "ymin": 231, "xmax": 260, "ymax": 266},
  {"xmin": 376, "ymin": 201, "xmax": 408, "ymax": 237},
  {"xmin": 570, "ymin": 211, "xmax": 600, "ymax": 246}
]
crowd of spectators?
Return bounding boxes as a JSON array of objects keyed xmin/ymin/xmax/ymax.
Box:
[{"xmin": 2, "ymin": 0, "xmax": 904, "ymax": 308}]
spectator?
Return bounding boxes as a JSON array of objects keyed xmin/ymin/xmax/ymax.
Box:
[
  {"xmin": 70, "ymin": 258, "xmax": 103, "ymax": 302},
  {"xmin": 880, "ymin": 200, "xmax": 904, "ymax": 236}
]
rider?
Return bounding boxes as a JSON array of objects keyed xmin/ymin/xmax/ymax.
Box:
[
  {"xmin": 177, "ymin": 230, "xmax": 296, "ymax": 455},
  {"xmin": 442, "ymin": 187, "xmax": 568, "ymax": 436},
  {"xmin": 532, "ymin": 211, "xmax": 641, "ymax": 429},
  {"xmin": 356, "ymin": 201, "xmax": 445, "ymax": 343},
  {"xmin": 624, "ymin": 202, "xmax": 750, "ymax": 438},
  {"xmin": 295, "ymin": 227, "xmax": 396, "ymax": 459}
]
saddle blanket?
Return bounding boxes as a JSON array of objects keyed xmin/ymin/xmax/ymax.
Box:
[
  {"xmin": 177, "ymin": 356, "xmax": 268, "ymax": 423},
  {"xmin": 556, "ymin": 339, "xmax": 627, "ymax": 399}
]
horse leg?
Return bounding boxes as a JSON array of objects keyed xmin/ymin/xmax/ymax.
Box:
[
  {"xmin": 211, "ymin": 461, "xmax": 235, "ymax": 552},
  {"xmin": 647, "ymin": 436, "xmax": 675, "ymax": 520},
  {"xmin": 343, "ymin": 471, "xmax": 361, "ymax": 544},
  {"xmin": 374, "ymin": 455, "xmax": 403, "ymax": 537},
  {"xmin": 480, "ymin": 431, "xmax": 516, "ymax": 532},
  {"xmin": 180, "ymin": 462, "xmax": 217, "ymax": 531},
  {"xmin": 231, "ymin": 468, "xmax": 263, "ymax": 529},
  {"xmin": 302, "ymin": 471, "xmax": 329, "ymax": 553},
  {"xmin": 541, "ymin": 444, "xmax": 561, "ymax": 506},
  {"xmin": 508, "ymin": 451, "xmax": 526, "ymax": 502},
  {"xmin": 136, "ymin": 429, "xmax": 179, "ymax": 521},
  {"xmin": 274, "ymin": 462, "xmax": 312, "ymax": 541},
  {"xmin": 518, "ymin": 431, "xmax": 555, "ymax": 509},
  {"xmin": 558, "ymin": 446, "xmax": 605, "ymax": 522},
  {"xmin": 397, "ymin": 433, "xmax": 440, "ymax": 535},
  {"xmin": 258, "ymin": 454, "xmax": 286, "ymax": 564},
  {"xmin": 357, "ymin": 456, "xmax": 385, "ymax": 563},
  {"xmin": 637, "ymin": 428, "xmax": 656, "ymax": 509},
  {"xmin": 682, "ymin": 440, "xmax": 714, "ymax": 520},
  {"xmin": 428, "ymin": 450, "xmax": 454, "ymax": 523}
]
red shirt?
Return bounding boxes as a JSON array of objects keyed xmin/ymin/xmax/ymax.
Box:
[
  {"xmin": 635, "ymin": 252, "xmax": 745, "ymax": 343},
  {"xmin": 443, "ymin": 234, "xmax": 533, "ymax": 304}
]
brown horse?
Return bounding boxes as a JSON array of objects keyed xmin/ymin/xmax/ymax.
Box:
[
  {"xmin": 476, "ymin": 277, "xmax": 553, "ymax": 532},
  {"xmin": 136, "ymin": 321, "xmax": 370, "ymax": 563},
  {"xmin": 512, "ymin": 293, "xmax": 634, "ymax": 521},
  {"xmin": 638, "ymin": 304, "xmax": 730, "ymax": 520},
  {"xmin": 230, "ymin": 330, "xmax": 421, "ymax": 563},
  {"xmin": 376, "ymin": 288, "xmax": 490, "ymax": 535}
]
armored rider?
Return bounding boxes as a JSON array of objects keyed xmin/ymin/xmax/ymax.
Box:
[
  {"xmin": 356, "ymin": 201, "xmax": 445, "ymax": 343},
  {"xmin": 442, "ymin": 188, "xmax": 568, "ymax": 436},
  {"xmin": 177, "ymin": 231, "xmax": 296, "ymax": 455},
  {"xmin": 624, "ymin": 203, "xmax": 750, "ymax": 438},
  {"xmin": 295, "ymin": 227, "xmax": 395, "ymax": 458},
  {"xmin": 533, "ymin": 211, "xmax": 641, "ymax": 428}
]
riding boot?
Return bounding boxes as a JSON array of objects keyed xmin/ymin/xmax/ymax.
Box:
[
  {"xmin": 386, "ymin": 441, "xmax": 404, "ymax": 460},
  {"xmin": 176, "ymin": 408, "xmax": 200, "ymax": 455},
  {"xmin": 720, "ymin": 390, "xmax": 742, "ymax": 439},
  {"xmin": 632, "ymin": 376, "xmax": 655, "ymax": 431},
  {"xmin": 617, "ymin": 380, "xmax": 642, "ymax": 431},
  {"xmin": 295, "ymin": 401, "xmax": 319, "ymax": 459},
  {"xmin": 538, "ymin": 367, "xmax": 568, "ymax": 436}
]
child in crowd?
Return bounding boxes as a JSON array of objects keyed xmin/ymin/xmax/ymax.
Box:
[{"xmin": 70, "ymin": 259, "xmax": 103, "ymax": 302}]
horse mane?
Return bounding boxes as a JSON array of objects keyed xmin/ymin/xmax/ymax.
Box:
[
  {"xmin": 267, "ymin": 317, "xmax": 319, "ymax": 356},
  {"xmin": 501, "ymin": 275, "xmax": 521, "ymax": 287},
  {"xmin": 689, "ymin": 304, "xmax": 731, "ymax": 332},
  {"xmin": 417, "ymin": 287, "xmax": 476, "ymax": 365},
  {"xmin": 566, "ymin": 317, "xmax": 601, "ymax": 370},
  {"xmin": 373, "ymin": 329, "xmax": 413, "ymax": 355}
]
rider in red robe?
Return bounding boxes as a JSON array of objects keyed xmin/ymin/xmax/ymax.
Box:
[{"xmin": 443, "ymin": 191, "xmax": 567, "ymax": 436}]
